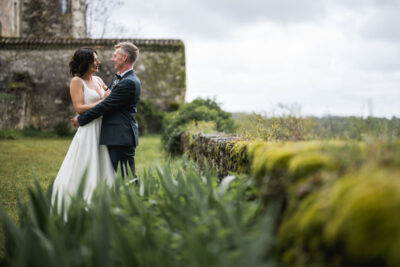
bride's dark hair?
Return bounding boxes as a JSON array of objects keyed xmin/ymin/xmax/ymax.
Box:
[{"xmin": 69, "ymin": 47, "xmax": 98, "ymax": 77}]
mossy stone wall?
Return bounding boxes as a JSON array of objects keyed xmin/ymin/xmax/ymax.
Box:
[
  {"xmin": 0, "ymin": 38, "xmax": 186, "ymax": 129},
  {"xmin": 182, "ymin": 132, "xmax": 400, "ymax": 266},
  {"xmin": 181, "ymin": 132, "xmax": 248, "ymax": 178}
]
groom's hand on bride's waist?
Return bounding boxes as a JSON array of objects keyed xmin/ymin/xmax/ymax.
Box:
[
  {"xmin": 104, "ymin": 89, "xmax": 111, "ymax": 99},
  {"xmin": 71, "ymin": 116, "xmax": 79, "ymax": 128}
]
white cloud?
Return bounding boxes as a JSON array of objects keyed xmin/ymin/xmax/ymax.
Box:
[{"xmin": 110, "ymin": 0, "xmax": 400, "ymax": 117}]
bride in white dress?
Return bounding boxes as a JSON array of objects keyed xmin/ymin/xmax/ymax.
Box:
[{"xmin": 52, "ymin": 47, "xmax": 116, "ymax": 210}]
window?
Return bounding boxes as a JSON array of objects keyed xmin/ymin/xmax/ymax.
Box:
[{"xmin": 61, "ymin": 0, "xmax": 71, "ymax": 14}]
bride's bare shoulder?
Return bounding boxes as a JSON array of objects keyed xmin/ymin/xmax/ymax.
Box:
[
  {"xmin": 70, "ymin": 77, "xmax": 83, "ymax": 91},
  {"xmin": 70, "ymin": 76, "xmax": 82, "ymax": 84},
  {"xmin": 93, "ymin": 75, "xmax": 105, "ymax": 84}
]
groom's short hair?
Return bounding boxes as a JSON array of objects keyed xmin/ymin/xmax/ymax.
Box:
[{"xmin": 115, "ymin": 42, "xmax": 139, "ymax": 64}]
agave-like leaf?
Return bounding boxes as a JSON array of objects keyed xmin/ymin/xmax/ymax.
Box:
[
  {"xmin": 28, "ymin": 176, "xmax": 50, "ymax": 232},
  {"xmin": 0, "ymin": 206, "xmax": 22, "ymax": 262},
  {"xmin": 218, "ymin": 175, "xmax": 236, "ymax": 196}
]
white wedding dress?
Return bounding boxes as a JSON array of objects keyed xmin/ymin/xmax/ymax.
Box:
[{"xmin": 52, "ymin": 78, "xmax": 115, "ymax": 210}]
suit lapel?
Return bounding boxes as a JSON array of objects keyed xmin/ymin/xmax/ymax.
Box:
[
  {"xmin": 109, "ymin": 70, "xmax": 135, "ymax": 91},
  {"xmin": 110, "ymin": 75, "xmax": 121, "ymax": 91},
  {"xmin": 108, "ymin": 76, "xmax": 117, "ymax": 89}
]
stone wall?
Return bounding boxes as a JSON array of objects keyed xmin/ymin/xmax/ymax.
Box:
[
  {"xmin": 181, "ymin": 132, "xmax": 248, "ymax": 179},
  {"xmin": 0, "ymin": 38, "xmax": 186, "ymax": 129},
  {"xmin": 182, "ymin": 131, "xmax": 400, "ymax": 266}
]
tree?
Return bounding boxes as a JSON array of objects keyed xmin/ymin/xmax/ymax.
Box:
[{"xmin": 86, "ymin": 0, "xmax": 141, "ymax": 38}]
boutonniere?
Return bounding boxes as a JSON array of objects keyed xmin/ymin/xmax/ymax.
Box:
[
  {"xmin": 111, "ymin": 78, "xmax": 121, "ymax": 89},
  {"xmin": 112, "ymin": 79, "xmax": 120, "ymax": 88}
]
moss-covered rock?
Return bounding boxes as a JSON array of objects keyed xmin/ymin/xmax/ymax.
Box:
[
  {"xmin": 279, "ymin": 167, "xmax": 400, "ymax": 267},
  {"xmin": 180, "ymin": 131, "xmax": 400, "ymax": 266},
  {"xmin": 288, "ymin": 153, "xmax": 338, "ymax": 179},
  {"xmin": 228, "ymin": 141, "xmax": 250, "ymax": 174}
]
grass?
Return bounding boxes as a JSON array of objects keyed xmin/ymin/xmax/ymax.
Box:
[{"xmin": 0, "ymin": 134, "xmax": 166, "ymax": 257}]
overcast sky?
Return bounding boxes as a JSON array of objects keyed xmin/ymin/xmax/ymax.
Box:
[{"xmin": 104, "ymin": 0, "xmax": 400, "ymax": 117}]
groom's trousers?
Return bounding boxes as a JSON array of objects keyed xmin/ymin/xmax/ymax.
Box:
[{"xmin": 107, "ymin": 145, "xmax": 136, "ymax": 178}]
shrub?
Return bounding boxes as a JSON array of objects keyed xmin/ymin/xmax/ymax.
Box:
[
  {"xmin": 0, "ymin": 129, "xmax": 22, "ymax": 140},
  {"xmin": 22, "ymin": 126, "xmax": 57, "ymax": 138},
  {"xmin": 53, "ymin": 121, "xmax": 73, "ymax": 137},
  {"xmin": 235, "ymin": 112, "xmax": 400, "ymax": 142},
  {"xmin": 162, "ymin": 98, "xmax": 236, "ymax": 154},
  {"xmin": 0, "ymin": 128, "xmax": 59, "ymax": 139}
]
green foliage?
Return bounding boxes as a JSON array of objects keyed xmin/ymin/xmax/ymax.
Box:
[
  {"xmin": 0, "ymin": 135, "xmax": 167, "ymax": 258},
  {"xmin": 0, "ymin": 128, "xmax": 59, "ymax": 140},
  {"xmin": 23, "ymin": 127, "xmax": 59, "ymax": 138},
  {"xmin": 1, "ymin": 160, "xmax": 279, "ymax": 267},
  {"xmin": 185, "ymin": 121, "xmax": 217, "ymax": 134},
  {"xmin": 162, "ymin": 98, "xmax": 237, "ymax": 154},
  {"xmin": 53, "ymin": 121, "xmax": 73, "ymax": 137},
  {"xmin": 0, "ymin": 129, "xmax": 22, "ymax": 140},
  {"xmin": 235, "ymin": 112, "xmax": 400, "ymax": 142},
  {"xmin": 0, "ymin": 93, "xmax": 17, "ymax": 101},
  {"xmin": 136, "ymin": 98, "xmax": 165, "ymax": 135},
  {"xmin": 235, "ymin": 105, "xmax": 311, "ymax": 141}
]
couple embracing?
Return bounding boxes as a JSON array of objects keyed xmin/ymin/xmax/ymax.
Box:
[{"xmin": 52, "ymin": 42, "xmax": 141, "ymax": 208}]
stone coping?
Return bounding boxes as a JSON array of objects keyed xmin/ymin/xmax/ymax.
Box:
[{"xmin": 0, "ymin": 37, "xmax": 184, "ymax": 50}]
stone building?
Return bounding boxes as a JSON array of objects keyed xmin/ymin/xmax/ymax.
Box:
[
  {"xmin": 0, "ymin": 0, "xmax": 186, "ymax": 130},
  {"xmin": 0, "ymin": 0, "xmax": 87, "ymax": 38},
  {"xmin": 0, "ymin": 38, "xmax": 186, "ymax": 130},
  {"xmin": 0, "ymin": 0, "xmax": 21, "ymax": 37}
]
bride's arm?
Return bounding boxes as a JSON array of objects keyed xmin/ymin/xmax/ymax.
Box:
[{"xmin": 70, "ymin": 77, "xmax": 102, "ymax": 115}]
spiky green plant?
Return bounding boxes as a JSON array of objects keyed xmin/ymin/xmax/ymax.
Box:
[{"xmin": 1, "ymin": 160, "xmax": 280, "ymax": 267}]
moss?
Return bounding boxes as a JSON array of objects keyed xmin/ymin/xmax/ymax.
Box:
[
  {"xmin": 8, "ymin": 81, "xmax": 28, "ymax": 89},
  {"xmin": 247, "ymin": 142, "xmax": 272, "ymax": 181},
  {"xmin": 139, "ymin": 51, "xmax": 186, "ymax": 111},
  {"xmin": 265, "ymin": 147, "xmax": 299, "ymax": 172},
  {"xmin": 248, "ymin": 142, "xmax": 299, "ymax": 183},
  {"xmin": 215, "ymin": 143, "xmax": 222, "ymax": 158},
  {"xmin": 279, "ymin": 167, "xmax": 400, "ymax": 266},
  {"xmin": 324, "ymin": 169, "xmax": 400, "ymax": 266},
  {"xmin": 228, "ymin": 141, "xmax": 250, "ymax": 173},
  {"xmin": 279, "ymin": 192, "xmax": 326, "ymax": 266},
  {"xmin": 0, "ymin": 93, "xmax": 17, "ymax": 101},
  {"xmin": 288, "ymin": 153, "xmax": 338, "ymax": 179},
  {"xmin": 247, "ymin": 141, "xmax": 267, "ymax": 160}
]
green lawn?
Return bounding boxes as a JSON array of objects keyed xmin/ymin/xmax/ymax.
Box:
[{"xmin": 0, "ymin": 134, "xmax": 166, "ymax": 256}]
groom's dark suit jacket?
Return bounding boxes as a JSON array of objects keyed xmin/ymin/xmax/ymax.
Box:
[{"xmin": 78, "ymin": 70, "xmax": 141, "ymax": 147}]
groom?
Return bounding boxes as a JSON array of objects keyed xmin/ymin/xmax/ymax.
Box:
[{"xmin": 71, "ymin": 42, "xmax": 141, "ymax": 177}]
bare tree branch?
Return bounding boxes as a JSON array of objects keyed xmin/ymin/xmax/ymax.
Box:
[{"xmin": 86, "ymin": 0, "xmax": 139, "ymax": 38}]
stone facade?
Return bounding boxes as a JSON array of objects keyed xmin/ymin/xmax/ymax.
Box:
[
  {"xmin": 0, "ymin": 0, "xmax": 21, "ymax": 37},
  {"xmin": 0, "ymin": 0, "xmax": 86, "ymax": 38},
  {"xmin": 0, "ymin": 38, "xmax": 186, "ymax": 129},
  {"xmin": 71, "ymin": 0, "xmax": 87, "ymax": 38}
]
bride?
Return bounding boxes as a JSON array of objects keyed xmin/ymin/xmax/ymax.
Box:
[{"xmin": 52, "ymin": 47, "xmax": 116, "ymax": 210}]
